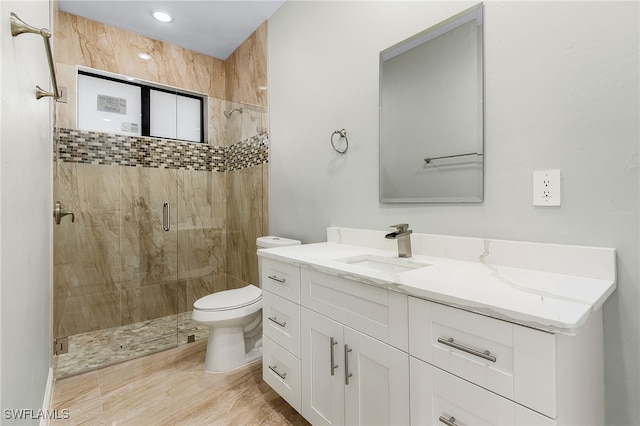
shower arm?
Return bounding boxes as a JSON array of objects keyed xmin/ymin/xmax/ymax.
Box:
[{"xmin": 224, "ymin": 107, "xmax": 243, "ymax": 119}]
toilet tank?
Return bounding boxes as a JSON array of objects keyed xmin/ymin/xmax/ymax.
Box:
[{"xmin": 256, "ymin": 236, "xmax": 301, "ymax": 249}]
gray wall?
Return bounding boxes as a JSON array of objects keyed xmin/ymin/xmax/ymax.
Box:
[
  {"xmin": 1, "ymin": 0, "xmax": 53, "ymax": 422},
  {"xmin": 268, "ymin": 2, "xmax": 639, "ymax": 424}
]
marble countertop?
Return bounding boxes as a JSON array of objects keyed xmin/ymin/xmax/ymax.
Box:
[{"xmin": 258, "ymin": 242, "xmax": 617, "ymax": 335}]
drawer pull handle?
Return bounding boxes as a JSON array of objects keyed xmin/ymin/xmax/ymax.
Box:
[
  {"xmin": 330, "ymin": 337, "xmax": 338, "ymax": 376},
  {"xmin": 437, "ymin": 337, "xmax": 497, "ymax": 363},
  {"xmin": 268, "ymin": 316, "xmax": 286, "ymax": 328},
  {"xmin": 439, "ymin": 416, "xmax": 458, "ymax": 426},
  {"xmin": 268, "ymin": 365, "xmax": 287, "ymax": 380},
  {"xmin": 344, "ymin": 344, "xmax": 353, "ymax": 385},
  {"xmin": 268, "ymin": 275, "xmax": 286, "ymax": 284}
]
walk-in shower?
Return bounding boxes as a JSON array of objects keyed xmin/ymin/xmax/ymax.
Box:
[{"xmin": 53, "ymin": 101, "xmax": 268, "ymax": 377}]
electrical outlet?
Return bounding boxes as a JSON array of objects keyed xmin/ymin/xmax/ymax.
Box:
[{"xmin": 533, "ymin": 170, "xmax": 561, "ymax": 206}]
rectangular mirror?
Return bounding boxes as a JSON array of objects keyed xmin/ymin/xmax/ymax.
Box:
[{"xmin": 379, "ymin": 4, "xmax": 484, "ymax": 203}]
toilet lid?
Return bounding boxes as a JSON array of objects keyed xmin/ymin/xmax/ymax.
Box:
[{"xmin": 194, "ymin": 285, "xmax": 262, "ymax": 311}]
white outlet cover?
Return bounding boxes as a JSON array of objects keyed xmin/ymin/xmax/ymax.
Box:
[{"xmin": 533, "ymin": 170, "xmax": 561, "ymax": 206}]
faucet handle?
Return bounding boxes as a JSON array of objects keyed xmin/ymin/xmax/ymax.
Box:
[
  {"xmin": 54, "ymin": 201, "xmax": 75, "ymax": 224},
  {"xmin": 390, "ymin": 223, "xmax": 410, "ymax": 233}
]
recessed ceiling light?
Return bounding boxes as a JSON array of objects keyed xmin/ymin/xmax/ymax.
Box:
[
  {"xmin": 152, "ymin": 10, "xmax": 172, "ymax": 23},
  {"xmin": 138, "ymin": 52, "xmax": 151, "ymax": 60}
]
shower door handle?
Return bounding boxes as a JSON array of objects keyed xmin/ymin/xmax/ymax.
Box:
[{"xmin": 163, "ymin": 202, "xmax": 170, "ymax": 231}]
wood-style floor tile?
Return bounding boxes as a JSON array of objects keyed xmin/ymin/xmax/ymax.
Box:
[{"xmin": 50, "ymin": 340, "xmax": 309, "ymax": 426}]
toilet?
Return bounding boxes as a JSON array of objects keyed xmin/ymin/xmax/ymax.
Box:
[{"xmin": 192, "ymin": 236, "xmax": 301, "ymax": 373}]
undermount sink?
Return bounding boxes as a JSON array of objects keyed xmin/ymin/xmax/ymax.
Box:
[{"xmin": 335, "ymin": 254, "xmax": 429, "ymax": 274}]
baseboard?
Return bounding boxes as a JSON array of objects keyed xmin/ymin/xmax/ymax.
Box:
[{"xmin": 39, "ymin": 368, "xmax": 54, "ymax": 426}]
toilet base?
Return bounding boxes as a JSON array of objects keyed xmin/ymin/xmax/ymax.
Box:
[{"xmin": 204, "ymin": 326, "xmax": 262, "ymax": 373}]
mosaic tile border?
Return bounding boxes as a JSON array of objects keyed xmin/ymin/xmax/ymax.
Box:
[
  {"xmin": 56, "ymin": 128, "xmax": 268, "ymax": 172},
  {"xmin": 227, "ymin": 133, "xmax": 270, "ymax": 171}
]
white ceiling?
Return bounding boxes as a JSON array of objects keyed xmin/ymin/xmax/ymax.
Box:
[{"xmin": 58, "ymin": 0, "xmax": 287, "ymax": 60}]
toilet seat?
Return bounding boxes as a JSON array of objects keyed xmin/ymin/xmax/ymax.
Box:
[{"xmin": 194, "ymin": 285, "xmax": 262, "ymax": 312}]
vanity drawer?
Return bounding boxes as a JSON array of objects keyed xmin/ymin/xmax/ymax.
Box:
[
  {"xmin": 263, "ymin": 336, "xmax": 301, "ymax": 413},
  {"xmin": 263, "ymin": 290, "xmax": 301, "ymax": 357},
  {"xmin": 300, "ymin": 268, "xmax": 408, "ymax": 351},
  {"xmin": 260, "ymin": 258, "xmax": 301, "ymax": 303},
  {"xmin": 433, "ymin": 365, "xmax": 556, "ymax": 426},
  {"xmin": 410, "ymin": 357, "xmax": 556, "ymax": 426},
  {"xmin": 409, "ymin": 297, "xmax": 556, "ymax": 418}
]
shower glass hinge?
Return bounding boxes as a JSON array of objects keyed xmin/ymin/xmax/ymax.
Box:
[
  {"xmin": 53, "ymin": 337, "xmax": 68, "ymax": 355},
  {"xmin": 187, "ymin": 334, "xmax": 195, "ymax": 343}
]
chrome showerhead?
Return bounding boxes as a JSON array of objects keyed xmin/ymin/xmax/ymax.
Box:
[{"xmin": 223, "ymin": 107, "xmax": 243, "ymax": 119}]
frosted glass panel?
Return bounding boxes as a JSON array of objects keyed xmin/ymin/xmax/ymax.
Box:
[
  {"xmin": 150, "ymin": 90, "xmax": 177, "ymax": 140},
  {"xmin": 78, "ymin": 74, "xmax": 141, "ymax": 135},
  {"xmin": 176, "ymin": 96, "xmax": 202, "ymax": 142}
]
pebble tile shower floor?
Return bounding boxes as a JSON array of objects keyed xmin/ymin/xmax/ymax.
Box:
[{"xmin": 55, "ymin": 312, "xmax": 209, "ymax": 378}]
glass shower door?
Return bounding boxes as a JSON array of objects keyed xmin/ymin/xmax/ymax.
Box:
[
  {"xmin": 53, "ymin": 159, "xmax": 180, "ymax": 377},
  {"xmin": 118, "ymin": 166, "xmax": 180, "ymax": 356}
]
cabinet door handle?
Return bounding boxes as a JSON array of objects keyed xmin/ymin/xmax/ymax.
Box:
[
  {"xmin": 268, "ymin": 365, "xmax": 287, "ymax": 380},
  {"xmin": 330, "ymin": 337, "xmax": 338, "ymax": 376},
  {"xmin": 162, "ymin": 202, "xmax": 170, "ymax": 231},
  {"xmin": 268, "ymin": 275, "xmax": 286, "ymax": 284},
  {"xmin": 437, "ymin": 337, "xmax": 497, "ymax": 363},
  {"xmin": 344, "ymin": 344, "xmax": 353, "ymax": 385},
  {"xmin": 268, "ymin": 316, "xmax": 286, "ymax": 328},
  {"xmin": 439, "ymin": 416, "xmax": 458, "ymax": 426}
]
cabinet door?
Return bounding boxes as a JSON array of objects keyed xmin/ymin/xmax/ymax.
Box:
[
  {"xmin": 344, "ymin": 327, "xmax": 410, "ymax": 426},
  {"xmin": 302, "ymin": 308, "xmax": 345, "ymax": 426}
]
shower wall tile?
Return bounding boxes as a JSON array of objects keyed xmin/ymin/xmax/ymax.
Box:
[
  {"xmin": 54, "ymin": 11, "xmax": 226, "ymax": 133},
  {"xmin": 54, "ymin": 163, "xmax": 122, "ymax": 301},
  {"xmin": 76, "ymin": 163, "xmax": 121, "ymax": 227},
  {"xmin": 184, "ymin": 275, "xmax": 227, "ymax": 312},
  {"xmin": 120, "ymin": 167, "xmax": 178, "ymax": 288},
  {"xmin": 55, "ymin": 63, "xmax": 77, "ymax": 129},
  {"xmin": 225, "ymin": 274, "xmax": 250, "ymax": 292},
  {"xmin": 177, "ymin": 169, "xmax": 226, "ymax": 230},
  {"xmin": 55, "ymin": 11, "xmax": 225, "ymax": 98},
  {"xmin": 121, "ymin": 283, "xmax": 179, "ymax": 326},
  {"xmin": 224, "ymin": 103, "xmax": 267, "ymax": 148},
  {"xmin": 54, "ymin": 229, "xmax": 122, "ymax": 298},
  {"xmin": 56, "ymin": 291, "xmax": 121, "ymax": 337},
  {"xmin": 226, "ymin": 166, "xmax": 264, "ymax": 288},
  {"xmin": 208, "ymin": 97, "xmax": 228, "ymax": 146},
  {"xmin": 177, "ymin": 228, "xmax": 223, "ymax": 282},
  {"xmin": 176, "ymin": 169, "xmax": 225, "ymax": 283},
  {"xmin": 225, "ymin": 22, "xmax": 268, "ymax": 107}
]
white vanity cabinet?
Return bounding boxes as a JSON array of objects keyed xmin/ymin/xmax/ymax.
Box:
[{"xmin": 260, "ymin": 247, "xmax": 608, "ymax": 426}]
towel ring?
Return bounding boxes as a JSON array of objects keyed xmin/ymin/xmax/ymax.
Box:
[{"xmin": 331, "ymin": 129, "xmax": 349, "ymax": 154}]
